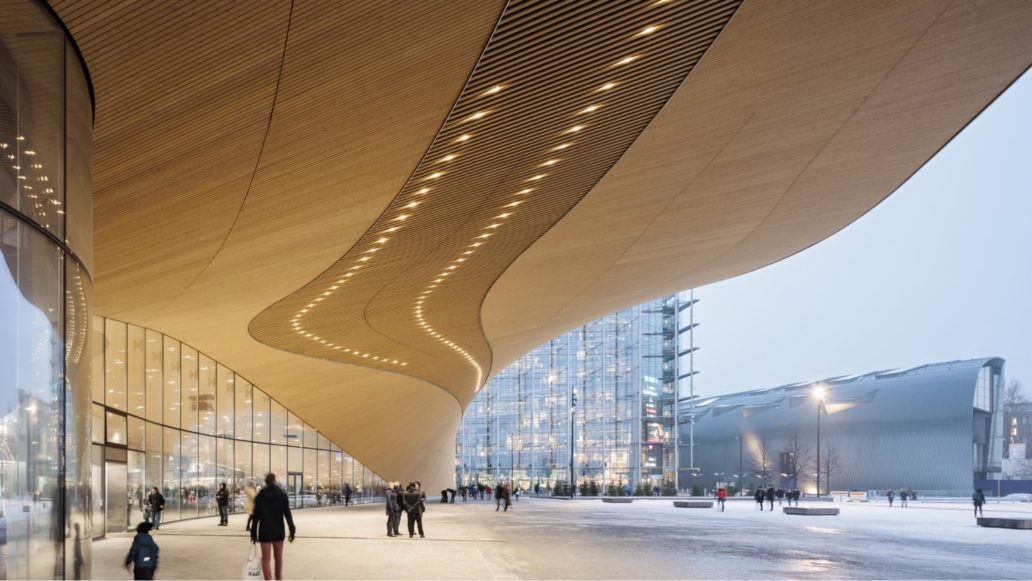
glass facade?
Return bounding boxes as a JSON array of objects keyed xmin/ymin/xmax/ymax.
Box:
[
  {"xmin": 89, "ymin": 317, "xmax": 387, "ymax": 535},
  {"xmin": 456, "ymin": 293, "xmax": 694, "ymax": 495},
  {"xmin": 87, "ymin": 317, "xmax": 388, "ymax": 536},
  {"xmin": 1, "ymin": 0, "xmax": 93, "ymax": 577}
]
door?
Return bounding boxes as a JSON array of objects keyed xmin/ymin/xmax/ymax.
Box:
[
  {"xmin": 286, "ymin": 473, "xmax": 303, "ymax": 509},
  {"xmin": 105, "ymin": 461, "xmax": 128, "ymax": 535}
]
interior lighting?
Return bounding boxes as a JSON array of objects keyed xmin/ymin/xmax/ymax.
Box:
[
  {"xmin": 481, "ymin": 85, "xmax": 505, "ymax": 96},
  {"xmin": 394, "ymin": 214, "xmax": 409, "ymax": 221},
  {"xmin": 464, "ymin": 111, "xmax": 489, "ymax": 122},
  {"xmin": 614, "ymin": 55, "xmax": 641, "ymax": 66},
  {"xmin": 597, "ymin": 82, "xmax": 618, "ymax": 91},
  {"xmin": 540, "ymin": 159, "xmax": 560, "ymax": 166},
  {"xmin": 527, "ymin": 174, "xmax": 547, "ymax": 181},
  {"xmin": 578, "ymin": 104, "xmax": 602, "ymax": 114},
  {"xmin": 636, "ymin": 24, "xmax": 662, "ymax": 36},
  {"xmin": 416, "ymin": 187, "xmax": 430, "ymax": 195},
  {"xmin": 496, "ymin": 213, "xmax": 512, "ymax": 218},
  {"xmin": 517, "ymin": 188, "xmax": 534, "ymax": 195},
  {"xmin": 454, "ymin": 134, "xmax": 473, "ymax": 143},
  {"xmin": 438, "ymin": 154, "xmax": 458, "ymax": 163},
  {"xmin": 476, "ymin": 233, "xmax": 492, "ymax": 239},
  {"xmin": 376, "ymin": 238, "xmax": 389, "ymax": 244},
  {"xmin": 551, "ymin": 143, "xmax": 573, "ymax": 151},
  {"xmin": 486, "ymin": 223, "xmax": 501, "ymax": 229},
  {"xmin": 424, "ymin": 171, "xmax": 444, "ymax": 180},
  {"xmin": 358, "ymin": 256, "xmax": 371, "ymax": 262},
  {"xmin": 504, "ymin": 201, "xmax": 523, "ymax": 208},
  {"xmin": 564, "ymin": 125, "xmax": 586, "ymax": 134},
  {"xmin": 405, "ymin": 201, "xmax": 420, "ymax": 209}
]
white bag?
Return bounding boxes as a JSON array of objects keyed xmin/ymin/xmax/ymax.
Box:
[{"xmin": 243, "ymin": 544, "xmax": 263, "ymax": 580}]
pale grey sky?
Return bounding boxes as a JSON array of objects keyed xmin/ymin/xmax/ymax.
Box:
[{"xmin": 694, "ymin": 69, "xmax": 1032, "ymax": 397}]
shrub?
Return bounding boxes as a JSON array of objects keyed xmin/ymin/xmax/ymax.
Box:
[
  {"xmin": 662, "ymin": 479, "xmax": 678, "ymax": 496},
  {"xmin": 690, "ymin": 484, "xmax": 704, "ymax": 497}
]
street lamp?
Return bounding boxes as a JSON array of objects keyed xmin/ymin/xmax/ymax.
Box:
[{"xmin": 812, "ymin": 384, "xmax": 826, "ymax": 497}]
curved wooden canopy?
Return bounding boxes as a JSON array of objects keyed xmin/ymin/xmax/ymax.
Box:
[{"xmin": 51, "ymin": 0, "xmax": 1032, "ymax": 488}]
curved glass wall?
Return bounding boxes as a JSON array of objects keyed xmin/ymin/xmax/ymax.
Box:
[
  {"xmin": 90, "ymin": 317, "xmax": 386, "ymax": 534},
  {"xmin": 1, "ymin": 0, "xmax": 94, "ymax": 577}
]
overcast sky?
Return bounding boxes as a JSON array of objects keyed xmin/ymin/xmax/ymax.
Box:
[{"xmin": 693, "ymin": 69, "xmax": 1032, "ymax": 398}]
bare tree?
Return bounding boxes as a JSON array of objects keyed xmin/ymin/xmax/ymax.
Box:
[
  {"xmin": 779, "ymin": 429, "xmax": 813, "ymax": 489},
  {"xmin": 751, "ymin": 434, "xmax": 774, "ymax": 486},
  {"xmin": 821, "ymin": 444, "xmax": 841, "ymax": 496},
  {"xmin": 1005, "ymin": 379, "xmax": 1026, "ymax": 407}
]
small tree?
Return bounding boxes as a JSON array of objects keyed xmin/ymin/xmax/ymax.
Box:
[
  {"xmin": 726, "ymin": 484, "xmax": 738, "ymax": 497},
  {"xmin": 552, "ymin": 480, "xmax": 567, "ymax": 496},
  {"xmin": 579, "ymin": 480, "xmax": 590, "ymax": 496},
  {"xmin": 821, "ymin": 444, "xmax": 841, "ymax": 496},
  {"xmin": 588, "ymin": 480, "xmax": 600, "ymax": 496},
  {"xmin": 779, "ymin": 428, "xmax": 814, "ymax": 490},
  {"xmin": 1005, "ymin": 379, "xmax": 1026, "ymax": 407},
  {"xmin": 662, "ymin": 479, "xmax": 677, "ymax": 496},
  {"xmin": 752, "ymin": 434, "xmax": 774, "ymax": 486},
  {"xmin": 690, "ymin": 483, "xmax": 704, "ymax": 497},
  {"xmin": 633, "ymin": 482, "xmax": 648, "ymax": 496},
  {"xmin": 606, "ymin": 482, "xmax": 620, "ymax": 497}
]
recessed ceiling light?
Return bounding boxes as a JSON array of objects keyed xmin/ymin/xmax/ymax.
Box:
[
  {"xmin": 394, "ymin": 214, "xmax": 409, "ymax": 221},
  {"xmin": 376, "ymin": 237, "xmax": 389, "ymax": 244},
  {"xmin": 454, "ymin": 134, "xmax": 473, "ymax": 143},
  {"xmin": 496, "ymin": 213, "xmax": 512, "ymax": 218},
  {"xmin": 614, "ymin": 55, "xmax": 641, "ymax": 66},
  {"xmin": 464, "ymin": 111, "xmax": 489, "ymax": 122},
  {"xmin": 578, "ymin": 104, "xmax": 602, "ymax": 114},
  {"xmin": 517, "ymin": 188, "xmax": 534, "ymax": 195},
  {"xmin": 416, "ymin": 187, "xmax": 430, "ymax": 195},
  {"xmin": 637, "ymin": 24, "xmax": 661, "ymax": 36},
  {"xmin": 551, "ymin": 143, "xmax": 573, "ymax": 151},
  {"xmin": 564, "ymin": 125, "xmax": 585, "ymax": 134},
  {"xmin": 424, "ymin": 171, "xmax": 444, "ymax": 180},
  {"xmin": 405, "ymin": 202, "xmax": 420, "ymax": 209},
  {"xmin": 527, "ymin": 174, "xmax": 547, "ymax": 181},
  {"xmin": 540, "ymin": 159, "xmax": 560, "ymax": 166},
  {"xmin": 438, "ymin": 154, "xmax": 457, "ymax": 163},
  {"xmin": 481, "ymin": 85, "xmax": 505, "ymax": 96}
]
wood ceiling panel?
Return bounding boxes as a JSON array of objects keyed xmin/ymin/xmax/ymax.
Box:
[{"xmin": 48, "ymin": 0, "xmax": 1032, "ymax": 488}]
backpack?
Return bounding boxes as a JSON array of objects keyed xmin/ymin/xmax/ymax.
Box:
[{"xmin": 126, "ymin": 536, "xmax": 158, "ymax": 569}]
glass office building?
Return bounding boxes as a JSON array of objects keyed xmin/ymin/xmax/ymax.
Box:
[
  {"xmin": 456, "ymin": 292, "xmax": 696, "ymax": 493},
  {"xmin": 1, "ymin": 0, "xmax": 93, "ymax": 577},
  {"xmin": 89, "ymin": 316, "xmax": 388, "ymax": 538}
]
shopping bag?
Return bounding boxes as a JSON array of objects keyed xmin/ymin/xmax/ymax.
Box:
[{"xmin": 242, "ymin": 544, "xmax": 263, "ymax": 580}]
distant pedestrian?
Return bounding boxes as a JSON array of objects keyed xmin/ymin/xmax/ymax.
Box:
[
  {"xmin": 791, "ymin": 489, "xmax": 801, "ymax": 506},
  {"xmin": 716, "ymin": 487, "xmax": 727, "ymax": 512},
  {"xmin": 386, "ymin": 483, "xmax": 401, "ymax": 537},
  {"xmin": 402, "ymin": 483, "xmax": 426, "ymax": 538},
  {"xmin": 534, "ymin": 482, "xmax": 540, "ymax": 496},
  {"xmin": 124, "ymin": 522, "xmax": 159, "ymax": 580},
  {"xmin": 754, "ymin": 488, "xmax": 765, "ymax": 511},
  {"xmin": 343, "ymin": 483, "xmax": 352, "ymax": 507},
  {"xmin": 775, "ymin": 488, "xmax": 785, "ymax": 506},
  {"xmin": 900, "ymin": 490, "xmax": 908, "ymax": 508},
  {"xmin": 477, "ymin": 483, "xmax": 485, "ymax": 500},
  {"xmin": 216, "ymin": 483, "xmax": 230, "ymax": 526},
  {"xmin": 766, "ymin": 486, "xmax": 775, "ymax": 511},
  {"xmin": 147, "ymin": 487, "xmax": 165, "ymax": 531},
  {"xmin": 460, "ymin": 487, "xmax": 468, "ymax": 502},
  {"xmin": 973, "ymin": 488, "xmax": 986, "ymax": 518},
  {"xmin": 496, "ymin": 484, "xmax": 511, "ymax": 512},
  {"xmin": 886, "ymin": 489, "xmax": 894, "ymax": 507},
  {"xmin": 250, "ymin": 473, "xmax": 296, "ymax": 581},
  {"xmin": 244, "ymin": 481, "xmax": 258, "ymax": 531}
]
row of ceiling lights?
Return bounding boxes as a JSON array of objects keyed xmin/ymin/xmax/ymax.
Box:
[
  {"xmin": 1, "ymin": 139, "xmax": 62, "ymax": 231},
  {"xmin": 409, "ymin": 20, "xmax": 667, "ymax": 391}
]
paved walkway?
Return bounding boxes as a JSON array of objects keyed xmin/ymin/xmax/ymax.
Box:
[{"xmin": 93, "ymin": 497, "xmax": 1032, "ymax": 579}]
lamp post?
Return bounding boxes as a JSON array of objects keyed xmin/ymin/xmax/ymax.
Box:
[
  {"xmin": 812, "ymin": 385, "xmax": 826, "ymax": 497},
  {"xmin": 570, "ymin": 386, "xmax": 577, "ymax": 499}
]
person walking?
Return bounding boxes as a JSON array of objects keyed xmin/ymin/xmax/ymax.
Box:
[
  {"xmin": 124, "ymin": 522, "xmax": 159, "ymax": 580},
  {"xmin": 244, "ymin": 481, "xmax": 258, "ymax": 531},
  {"xmin": 790, "ymin": 489, "xmax": 800, "ymax": 507},
  {"xmin": 766, "ymin": 486, "xmax": 775, "ymax": 511},
  {"xmin": 775, "ymin": 488, "xmax": 785, "ymax": 506},
  {"xmin": 900, "ymin": 489, "xmax": 908, "ymax": 508},
  {"xmin": 216, "ymin": 483, "xmax": 230, "ymax": 526},
  {"xmin": 250, "ymin": 474, "xmax": 296, "ymax": 581},
  {"xmin": 385, "ymin": 483, "xmax": 401, "ymax": 537},
  {"xmin": 460, "ymin": 486, "xmax": 468, "ymax": 502},
  {"xmin": 716, "ymin": 487, "xmax": 727, "ymax": 512},
  {"xmin": 754, "ymin": 487, "xmax": 765, "ymax": 511},
  {"xmin": 402, "ymin": 483, "xmax": 426, "ymax": 538},
  {"xmin": 973, "ymin": 488, "xmax": 986, "ymax": 518},
  {"xmin": 886, "ymin": 489, "xmax": 895, "ymax": 507},
  {"xmin": 147, "ymin": 487, "xmax": 165, "ymax": 531},
  {"xmin": 343, "ymin": 483, "xmax": 352, "ymax": 507}
]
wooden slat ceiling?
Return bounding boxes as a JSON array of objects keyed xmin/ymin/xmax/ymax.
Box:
[
  {"xmin": 249, "ymin": 0, "xmax": 741, "ymax": 396},
  {"xmin": 49, "ymin": 0, "xmax": 1032, "ymax": 488}
]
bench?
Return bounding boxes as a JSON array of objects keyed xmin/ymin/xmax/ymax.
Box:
[
  {"xmin": 783, "ymin": 507, "xmax": 839, "ymax": 516},
  {"xmin": 601, "ymin": 498, "xmax": 633, "ymax": 503},
  {"xmin": 977, "ymin": 517, "xmax": 1032, "ymax": 529},
  {"xmin": 674, "ymin": 501, "xmax": 713, "ymax": 508}
]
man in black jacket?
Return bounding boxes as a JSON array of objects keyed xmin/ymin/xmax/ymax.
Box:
[
  {"xmin": 251, "ymin": 474, "xmax": 296, "ymax": 580},
  {"xmin": 147, "ymin": 487, "xmax": 165, "ymax": 531},
  {"xmin": 402, "ymin": 483, "xmax": 425, "ymax": 538},
  {"xmin": 216, "ymin": 483, "xmax": 230, "ymax": 526}
]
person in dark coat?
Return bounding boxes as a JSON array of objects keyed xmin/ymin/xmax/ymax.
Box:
[
  {"xmin": 402, "ymin": 483, "xmax": 425, "ymax": 538},
  {"xmin": 754, "ymin": 488, "xmax": 765, "ymax": 511},
  {"xmin": 887, "ymin": 489, "xmax": 895, "ymax": 507},
  {"xmin": 343, "ymin": 483, "xmax": 352, "ymax": 507},
  {"xmin": 385, "ymin": 483, "xmax": 401, "ymax": 536},
  {"xmin": 775, "ymin": 488, "xmax": 785, "ymax": 506},
  {"xmin": 766, "ymin": 486, "xmax": 776, "ymax": 511},
  {"xmin": 147, "ymin": 487, "xmax": 165, "ymax": 531},
  {"xmin": 250, "ymin": 474, "xmax": 296, "ymax": 580},
  {"xmin": 216, "ymin": 482, "xmax": 230, "ymax": 526},
  {"xmin": 124, "ymin": 522, "xmax": 159, "ymax": 580},
  {"xmin": 973, "ymin": 488, "xmax": 986, "ymax": 517},
  {"xmin": 900, "ymin": 489, "xmax": 909, "ymax": 507}
]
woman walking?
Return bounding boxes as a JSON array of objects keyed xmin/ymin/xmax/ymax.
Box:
[{"xmin": 250, "ymin": 474, "xmax": 296, "ymax": 580}]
